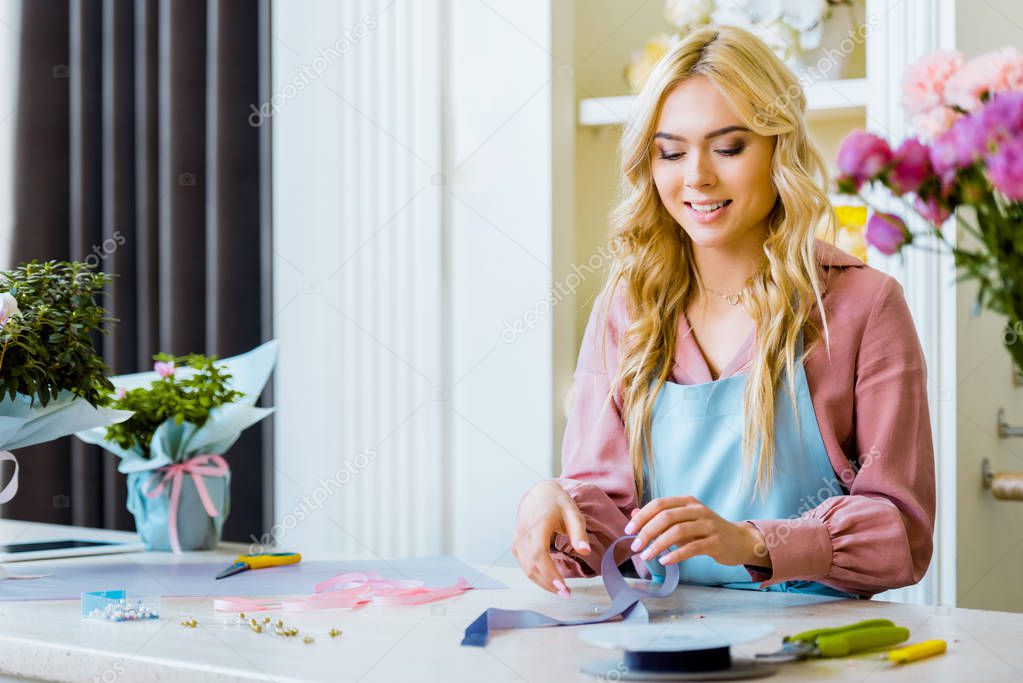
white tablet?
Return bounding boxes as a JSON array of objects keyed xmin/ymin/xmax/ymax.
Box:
[{"xmin": 0, "ymin": 538, "xmax": 147, "ymax": 563}]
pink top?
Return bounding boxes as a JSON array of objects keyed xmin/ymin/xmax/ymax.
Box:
[{"xmin": 551, "ymin": 239, "xmax": 936, "ymax": 598}]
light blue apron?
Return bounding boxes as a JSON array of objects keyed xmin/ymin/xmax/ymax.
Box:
[{"xmin": 641, "ymin": 330, "xmax": 860, "ymax": 599}]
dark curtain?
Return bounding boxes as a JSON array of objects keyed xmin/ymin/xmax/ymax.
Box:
[{"xmin": 0, "ymin": 0, "xmax": 273, "ymax": 544}]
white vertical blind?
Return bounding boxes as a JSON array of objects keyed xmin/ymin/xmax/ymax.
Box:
[{"xmin": 272, "ymin": 0, "xmax": 444, "ymax": 557}]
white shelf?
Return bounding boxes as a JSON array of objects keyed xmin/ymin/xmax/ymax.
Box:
[{"xmin": 578, "ymin": 77, "xmax": 868, "ymax": 126}]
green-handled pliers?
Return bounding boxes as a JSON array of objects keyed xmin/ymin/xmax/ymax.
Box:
[{"xmin": 755, "ymin": 618, "xmax": 910, "ymax": 662}]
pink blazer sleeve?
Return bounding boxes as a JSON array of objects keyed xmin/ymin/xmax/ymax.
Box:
[
  {"xmin": 745, "ymin": 276, "xmax": 936, "ymax": 596},
  {"xmin": 549, "ymin": 286, "xmax": 641, "ymax": 577}
]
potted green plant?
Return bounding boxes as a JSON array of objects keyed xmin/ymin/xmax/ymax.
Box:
[
  {"xmin": 76, "ymin": 342, "xmax": 277, "ymax": 552},
  {"xmin": 0, "ymin": 260, "xmax": 131, "ymax": 505}
]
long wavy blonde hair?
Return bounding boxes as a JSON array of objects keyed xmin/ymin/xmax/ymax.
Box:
[{"xmin": 600, "ymin": 24, "xmax": 837, "ymax": 503}]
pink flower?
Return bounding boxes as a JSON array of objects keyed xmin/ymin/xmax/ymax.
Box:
[
  {"xmin": 913, "ymin": 196, "xmax": 952, "ymax": 227},
  {"xmin": 887, "ymin": 138, "xmax": 932, "ymax": 194},
  {"xmin": 154, "ymin": 361, "xmax": 175, "ymax": 378},
  {"xmin": 910, "ymin": 106, "xmax": 961, "ymax": 142},
  {"xmin": 985, "ymin": 137, "xmax": 1023, "ymax": 200},
  {"xmin": 836, "ymin": 131, "xmax": 894, "ymax": 192},
  {"xmin": 115, "ymin": 387, "xmax": 127, "ymax": 400},
  {"xmin": 0, "ymin": 292, "xmax": 20, "ymax": 326},
  {"xmin": 901, "ymin": 49, "xmax": 964, "ymax": 115},
  {"xmin": 865, "ymin": 212, "xmax": 911, "ymax": 255},
  {"xmin": 945, "ymin": 46, "xmax": 1023, "ymax": 112}
]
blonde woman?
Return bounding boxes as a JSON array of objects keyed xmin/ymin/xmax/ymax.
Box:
[{"xmin": 512, "ymin": 25, "xmax": 935, "ymax": 600}]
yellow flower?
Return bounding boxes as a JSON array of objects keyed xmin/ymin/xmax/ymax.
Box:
[
  {"xmin": 625, "ymin": 34, "xmax": 680, "ymax": 94},
  {"xmin": 835, "ymin": 205, "xmax": 867, "ymax": 229},
  {"xmin": 818, "ymin": 205, "xmax": 869, "ymax": 263}
]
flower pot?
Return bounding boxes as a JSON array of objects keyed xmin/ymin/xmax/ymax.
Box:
[{"xmin": 126, "ymin": 460, "xmax": 231, "ymax": 552}]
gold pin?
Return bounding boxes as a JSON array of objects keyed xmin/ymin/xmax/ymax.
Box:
[
  {"xmin": 239, "ymin": 612, "xmax": 246, "ymax": 620},
  {"xmin": 251, "ymin": 624, "xmax": 263, "ymax": 634},
  {"xmin": 262, "ymin": 616, "xmax": 271, "ymax": 624},
  {"xmin": 303, "ymin": 636, "xmax": 314, "ymax": 644},
  {"xmin": 329, "ymin": 628, "xmax": 343, "ymax": 638},
  {"xmin": 275, "ymin": 619, "xmax": 284, "ymax": 628}
]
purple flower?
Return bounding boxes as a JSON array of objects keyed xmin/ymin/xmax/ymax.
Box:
[
  {"xmin": 978, "ymin": 91, "xmax": 1023, "ymax": 148},
  {"xmin": 865, "ymin": 212, "xmax": 911, "ymax": 255},
  {"xmin": 115, "ymin": 387, "xmax": 127, "ymax": 400},
  {"xmin": 837, "ymin": 131, "xmax": 894, "ymax": 191},
  {"xmin": 154, "ymin": 361, "xmax": 175, "ymax": 378},
  {"xmin": 913, "ymin": 196, "xmax": 952, "ymax": 226},
  {"xmin": 985, "ymin": 137, "xmax": 1023, "ymax": 200},
  {"xmin": 930, "ymin": 116, "xmax": 985, "ymax": 174},
  {"xmin": 888, "ymin": 138, "xmax": 933, "ymax": 194}
]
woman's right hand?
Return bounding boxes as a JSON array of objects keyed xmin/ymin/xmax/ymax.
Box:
[{"xmin": 512, "ymin": 480, "xmax": 591, "ymax": 597}]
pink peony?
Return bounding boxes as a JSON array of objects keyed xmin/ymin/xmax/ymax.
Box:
[
  {"xmin": 901, "ymin": 49, "xmax": 965, "ymax": 115},
  {"xmin": 154, "ymin": 361, "xmax": 175, "ymax": 378},
  {"xmin": 836, "ymin": 131, "xmax": 894, "ymax": 192},
  {"xmin": 910, "ymin": 106, "xmax": 961, "ymax": 142},
  {"xmin": 913, "ymin": 196, "xmax": 952, "ymax": 227},
  {"xmin": 865, "ymin": 212, "xmax": 911, "ymax": 255},
  {"xmin": 944, "ymin": 46, "xmax": 1023, "ymax": 112},
  {"xmin": 888, "ymin": 138, "xmax": 932, "ymax": 195}
]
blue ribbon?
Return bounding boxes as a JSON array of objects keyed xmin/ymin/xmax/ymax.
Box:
[{"xmin": 461, "ymin": 535, "xmax": 680, "ymax": 646}]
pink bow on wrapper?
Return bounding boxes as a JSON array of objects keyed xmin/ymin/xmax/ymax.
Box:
[
  {"xmin": 212, "ymin": 571, "xmax": 472, "ymax": 613},
  {"xmin": 144, "ymin": 454, "xmax": 229, "ymax": 554}
]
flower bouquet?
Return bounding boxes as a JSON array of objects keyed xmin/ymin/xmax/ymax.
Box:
[
  {"xmin": 834, "ymin": 46, "xmax": 1023, "ymax": 375},
  {"xmin": 76, "ymin": 341, "xmax": 277, "ymax": 552},
  {"xmin": 0, "ymin": 261, "xmax": 131, "ymax": 507}
]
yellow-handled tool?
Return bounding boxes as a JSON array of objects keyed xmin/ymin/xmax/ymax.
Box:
[
  {"xmin": 887, "ymin": 639, "xmax": 947, "ymax": 664},
  {"xmin": 216, "ymin": 552, "xmax": 302, "ymax": 579}
]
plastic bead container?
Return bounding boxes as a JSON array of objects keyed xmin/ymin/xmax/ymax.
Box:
[{"xmin": 81, "ymin": 589, "xmax": 161, "ymax": 622}]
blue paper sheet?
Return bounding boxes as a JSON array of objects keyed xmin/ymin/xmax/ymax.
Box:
[{"xmin": 0, "ymin": 556, "xmax": 505, "ymax": 601}]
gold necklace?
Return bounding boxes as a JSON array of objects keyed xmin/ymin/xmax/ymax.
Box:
[{"xmin": 703, "ymin": 284, "xmax": 750, "ymax": 306}]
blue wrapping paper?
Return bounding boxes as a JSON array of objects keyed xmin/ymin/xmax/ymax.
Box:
[{"xmin": 126, "ymin": 466, "xmax": 232, "ymax": 552}]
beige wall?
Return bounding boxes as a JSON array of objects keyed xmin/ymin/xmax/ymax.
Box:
[
  {"xmin": 953, "ymin": 0, "xmax": 1023, "ymax": 612},
  {"xmin": 572, "ymin": 2, "xmax": 670, "ymax": 342}
]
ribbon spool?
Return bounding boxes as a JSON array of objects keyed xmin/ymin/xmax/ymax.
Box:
[{"xmin": 579, "ymin": 621, "xmax": 778, "ymax": 681}]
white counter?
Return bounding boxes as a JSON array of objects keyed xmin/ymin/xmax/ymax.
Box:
[{"xmin": 0, "ymin": 520, "xmax": 1021, "ymax": 682}]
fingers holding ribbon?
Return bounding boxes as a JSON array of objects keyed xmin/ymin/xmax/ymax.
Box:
[{"xmin": 623, "ymin": 495, "xmax": 752, "ymax": 568}]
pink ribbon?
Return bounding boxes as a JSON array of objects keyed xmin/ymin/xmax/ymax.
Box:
[
  {"xmin": 144, "ymin": 454, "xmax": 229, "ymax": 554},
  {"xmin": 213, "ymin": 571, "xmax": 471, "ymax": 613}
]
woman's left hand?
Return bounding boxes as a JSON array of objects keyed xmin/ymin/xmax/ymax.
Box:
[{"xmin": 623, "ymin": 495, "xmax": 770, "ymax": 568}]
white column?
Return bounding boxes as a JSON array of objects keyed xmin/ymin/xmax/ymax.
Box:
[{"xmin": 271, "ymin": 0, "xmax": 444, "ymax": 558}]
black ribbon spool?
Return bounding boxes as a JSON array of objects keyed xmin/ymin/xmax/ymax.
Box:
[{"xmin": 623, "ymin": 645, "xmax": 731, "ymax": 673}]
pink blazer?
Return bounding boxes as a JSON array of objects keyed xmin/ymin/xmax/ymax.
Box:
[{"xmin": 551, "ymin": 239, "xmax": 936, "ymax": 597}]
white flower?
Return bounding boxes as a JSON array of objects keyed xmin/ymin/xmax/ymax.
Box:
[
  {"xmin": 711, "ymin": 0, "xmax": 828, "ymax": 56},
  {"xmin": 664, "ymin": 0, "xmax": 715, "ymax": 29},
  {"xmin": 0, "ymin": 292, "xmax": 20, "ymax": 325},
  {"xmin": 783, "ymin": 0, "xmax": 827, "ymax": 32}
]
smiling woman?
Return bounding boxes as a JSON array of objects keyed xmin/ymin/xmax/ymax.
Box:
[{"xmin": 512, "ymin": 24, "xmax": 935, "ymax": 602}]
